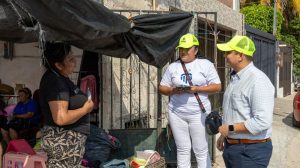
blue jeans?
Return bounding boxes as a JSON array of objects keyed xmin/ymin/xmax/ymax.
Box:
[{"xmin": 223, "ymin": 140, "xmax": 272, "ymax": 168}]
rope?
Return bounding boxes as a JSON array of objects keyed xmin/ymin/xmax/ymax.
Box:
[
  {"xmin": 6, "ymin": 0, "xmax": 36, "ymax": 30},
  {"xmin": 38, "ymin": 23, "xmax": 46, "ymax": 67}
]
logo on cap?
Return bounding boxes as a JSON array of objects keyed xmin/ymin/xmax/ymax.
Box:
[{"xmin": 176, "ymin": 33, "xmax": 199, "ymax": 49}]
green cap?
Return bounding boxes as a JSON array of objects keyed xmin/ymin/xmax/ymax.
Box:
[
  {"xmin": 217, "ymin": 35, "xmax": 256, "ymax": 56},
  {"xmin": 176, "ymin": 33, "xmax": 199, "ymax": 49}
]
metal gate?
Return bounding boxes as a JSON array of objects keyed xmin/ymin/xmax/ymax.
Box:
[
  {"xmin": 279, "ymin": 42, "xmax": 292, "ymax": 96},
  {"xmin": 98, "ymin": 10, "xmax": 221, "ymax": 129},
  {"xmin": 79, "ymin": 10, "xmax": 230, "ymax": 164},
  {"xmin": 245, "ymin": 24, "xmax": 276, "ymax": 86}
]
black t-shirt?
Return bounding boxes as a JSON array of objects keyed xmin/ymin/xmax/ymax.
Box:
[{"xmin": 39, "ymin": 70, "xmax": 90, "ymax": 135}]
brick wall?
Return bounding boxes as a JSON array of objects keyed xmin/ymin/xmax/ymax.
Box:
[{"xmin": 218, "ymin": 0, "xmax": 233, "ymax": 8}]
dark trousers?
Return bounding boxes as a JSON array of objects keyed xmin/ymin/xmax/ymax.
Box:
[{"xmin": 223, "ymin": 140, "xmax": 272, "ymax": 168}]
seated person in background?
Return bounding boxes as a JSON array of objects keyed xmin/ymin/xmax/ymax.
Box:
[
  {"xmin": 0, "ymin": 103, "xmax": 16, "ymax": 144},
  {"xmin": 2, "ymin": 88, "xmax": 40, "ymax": 141}
]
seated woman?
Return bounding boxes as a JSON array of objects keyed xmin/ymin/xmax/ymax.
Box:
[
  {"xmin": 0, "ymin": 103, "xmax": 16, "ymax": 144},
  {"xmin": 3, "ymin": 88, "xmax": 40, "ymax": 141}
]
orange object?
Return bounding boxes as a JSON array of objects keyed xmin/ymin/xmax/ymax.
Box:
[{"xmin": 130, "ymin": 160, "xmax": 140, "ymax": 168}]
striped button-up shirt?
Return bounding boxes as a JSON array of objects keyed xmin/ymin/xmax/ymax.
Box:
[{"xmin": 223, "ymin": 62, "xmax": 275, "ymax": 140}]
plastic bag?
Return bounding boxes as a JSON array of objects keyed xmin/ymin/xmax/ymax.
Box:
[{"xmin": 84, "ymin": 125, "xmax": 121, "ymax": 167}]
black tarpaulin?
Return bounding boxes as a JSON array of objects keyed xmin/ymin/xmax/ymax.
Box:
[
  {"xmin": 0, "ymin": 0, "xmax": 39, "ymax": 42},
  {"xmin": 0, "ymin": 0, "xmax": 193, "ymax": 67},
  {"xmin": 124, "ymin": 13, "xmax": 193, "ymax": 67}
]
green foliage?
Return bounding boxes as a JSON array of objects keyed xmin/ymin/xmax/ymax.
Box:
[
  {"xmin": 282, "ymin": 34, "xmax": 300, "ymax": 76},
  {"xmin": 282, "ymin": 7, "xmax": 300, "ymax": 77},
  {"xmin": 292, "ymin": 52, "xmax": 300, "ymax": 76},
  {"xmin": 241, "ymin": 4, "xmax": 284, "ymax": 38},
  {"xmin": 290, "ymin": 18, "xmax": 300, "ymax": 29},
  {"xmin": 241, "ymin": 4, "xmax": 300, "ymax": 76},
  {"xmin": 282, "ymin": 17, "xmax": 300, "ymax": 76},
  {"xmin": 289, "ymin": 18, "xmax": 300, "ymax": 37}
]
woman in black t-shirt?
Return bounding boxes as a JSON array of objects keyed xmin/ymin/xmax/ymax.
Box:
[{"xmin": 39, "ymin": 42, "xmax": 94, "ymax": 168}]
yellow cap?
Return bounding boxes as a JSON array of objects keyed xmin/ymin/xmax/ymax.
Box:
[
  {"xmin": 217, "ymin": 35, "xmax": 256, "ymax": 56},
  {"xmin": 176, "ymin": 33, "xmax": 199, "ymax": 49}
]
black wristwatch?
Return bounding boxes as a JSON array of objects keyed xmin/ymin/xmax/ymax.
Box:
[{"xmin": 228, "ymin": 125, "xmax": 234, "ymax": 132}]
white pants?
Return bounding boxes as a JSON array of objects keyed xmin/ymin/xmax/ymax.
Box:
[{"xmin": 169, "ymin": 111, "xmax": 211, "ymax": 168}]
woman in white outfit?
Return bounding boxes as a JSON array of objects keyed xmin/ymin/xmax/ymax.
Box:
[{"xmin": 159, "ymin": 33, "xmax": 221, "ymax": 168}]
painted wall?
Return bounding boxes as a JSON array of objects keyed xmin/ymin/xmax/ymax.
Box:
[
  {"xmin": 218, "ymin": 0, "xmax": 233, "ymax": 8},
  {"xmin": 104, "ymin": 0, "xmax": 244, "ymax": 34},
  {"xmin": 0, "ymin": 41, "xmax": 82, "ymax": 96}
]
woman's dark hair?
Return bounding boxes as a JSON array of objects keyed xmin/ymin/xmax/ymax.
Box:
[
  {"xmin": 0, "ymin": 96, "xmax": 5, "ymax": 111},
  {"xmin": 19, "ymin": 87, "xmax": 32, "ymax": 98},
  {"xmin": 42, "ymin": 42, "xmax": 71, "ymax": 70}
]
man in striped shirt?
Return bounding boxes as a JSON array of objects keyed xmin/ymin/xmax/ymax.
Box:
[{"xmin": 216, "ymin": 35, "xmax": 275, "ymax": 168}]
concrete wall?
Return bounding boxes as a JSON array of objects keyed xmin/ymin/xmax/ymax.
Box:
[
  {"xmin": 0, "ymin": 41, "xmax": 83, "ymax": 96},
  {"xmin": 218, "ymin": 0, "xmax": 233, "ymax": 8},
  {"xmin": 276, "ymin": 66, "xmax": 283, "ymax": 97},
  {"xmin": 0, "ymin": 42, "xmax": 43, "ymax": 93},
  {"xmin": 104, "ymin": 0, "xmax": 244, "ymax": 34},
  {"xmin": 218, "ymin": 0, "xmax": 240, "ymax": 11}
]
